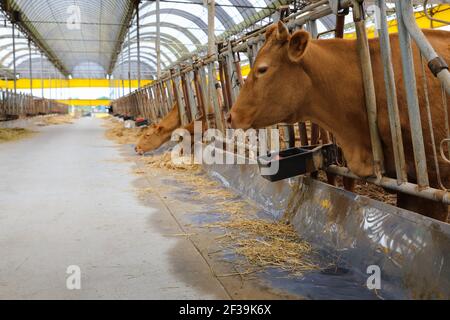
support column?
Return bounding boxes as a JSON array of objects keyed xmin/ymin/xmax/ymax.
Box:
[
  {"xmin": 128, "ymin": 31, "xmax": 132, "ymax": 94},
  {"xmin": 12, "ymin": 22, "xmax": 17, "ymax": 95},
  {"xmin": 156, "ymin": 0, "xmax": 161, "ymax": 79},
  {"xmin": 121, "ymin": 52, "xmax": 125, "ymax": 96},
  {"xmin": 207, "ymin": 0, "xmax": 215, "ymax": 56},
  {"xmin": 40, "ymin": 52, "xmax": 44, "ymax": 98},
  {"xmin": 206, "ymin": 0, "xmax": 217, "ymax": 129},
  {"xmin": 136, "ymin": 0, "xmax": 141, "ymax": 89},
  {"xmin": 49, "ymin": 73, "xmax": 52, "ymax": 101},
  {"xmin": 28, "ymin": 40, "xmax": 33, "ymax": 97}
]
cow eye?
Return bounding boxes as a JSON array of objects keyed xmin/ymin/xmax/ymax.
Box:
[{"xmin": 257, "ymin": 65, "xmax": 268, "ymax": 75}]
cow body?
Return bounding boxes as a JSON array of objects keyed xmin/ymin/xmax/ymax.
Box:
[{"xmin": 229, "ymin": 22, "xmax": 449, "ymax": 221}]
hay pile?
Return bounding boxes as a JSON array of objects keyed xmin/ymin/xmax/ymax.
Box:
[
  {"xmin": 317, "ymin": 171, "xmax": 396, "ymax": 205},
  {"xmin": 142, "ymin": 152, "xmax": 200, "ymax": 172},
  {"xmin": 208, "ymin": 218, "xmax": 318, "ymax": 276},
  {"xmin": 354, "ymin": 182, "xmax": 396, "ymax": 205},
  {"xmin": 103, "ymin": 119, "xmax": 145, "ymax": 144},
  {"xmin": 0, "ymin": 127, "xmax": 34, "ymax": 143},
  {"xmin": 38, "ymin": 115, "xmax": 74, "ymax": 126}
]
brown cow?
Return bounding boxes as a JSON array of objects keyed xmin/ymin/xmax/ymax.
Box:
[
  {"xmin": 135, "ymin": 103, "xmax": 205, "ymax": 155},
  {"xmin": 135, "ymin": 104, "xmax": 181, "ymax": 155},
  {"xmin": 228, "ymin": 21, "xmax": 449, "ymax": 221}
]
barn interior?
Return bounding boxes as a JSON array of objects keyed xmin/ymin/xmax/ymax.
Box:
[{"xmin": 0, "ymin": 0, "xmax": 449, "ymax": 300}]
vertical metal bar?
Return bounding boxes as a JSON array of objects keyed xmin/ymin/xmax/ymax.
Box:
[
  {"xmin": 135, "ymin": 1, "xmax": 141, "ymax": 89},
  {"xmin": 377, "ymin": 0, "xmax": 408, "ymax": 184},
  {"xmin": 156, "ymin": 0, "xmax": 161, "ymax": 79},
  {"xmin": 420, "ymin": 54, "xmax": 446, "ymax": 190},
  {"xmin": 142, "ymin": 87, "xmax": 148, "ymax": 118},
  {"xmin": 155, "ymin": 83, "xmax": 164, "ymax": 117},
  {"xmin": 165, "ymin": 79, "xmax": 173, "ymax": 109},
  {"xmin": 149, "ymin": 87, "xmax": 158, "ymax": 121},
  {"xmin": 186, "ymin": 71, "xmax": 198, "ymax": 120},
  {"xmin": 207, "ymin": 0, "xmax": 215, "ymax": 56},
  {"xmin": 40, "ymin": 53, "xmax": 44, "ymax": 98},
  {"xmin": 28, "ymin": 40, "xmax": 33, "ymax": 97},
  {"xmin": 395, "ymin": 0, "xmax": 429, "ymax": 188},
  {"xmin": 218, "ymin": 58, "xmax": 230, "ymax": 112},
  {"xmin": 233, "ymin": 51, "xmax": 244, "ymax": 89},
  {"xmin": 208, "ymin": 62, "xmax": 224, "ymax": 132},
  {"xmin": 121, "ymin": 51, "xmax": 125, "ymax": 97},
  {"xmin": 171, "ymin": 69, "xmax": 187, "ymax": 125},
  {"xmin": 400, "ymin": 0, "xmax": 450, "ymax": 96},
  {"xmin": 206, "ymin": 0, "xmax": 217, "ymax": 129},
  {"xmin": 247, "ymin": 44, "xmax": 255, "ymax": 68},
  {"xmin": 193, "ymin": 69, "xmax": 204, "ymax": 119},
  {"xmin": 128, "ymin": 31, "xmax": 132, "ymax": 94},
  {"xmin": 12, "ymin": 22, "xmax": 16, "ymax": 97},
  {"xmin": 335, "ymin": 12, "xmax": 345, "ymax": 38},
  {"xmin": 180, "ymin": 73, "xmax": 193, "ymax": 122},
  {"xmin": 159, "ymin": 81, "xmax": 168, "ymax": 116},
  {"xmin": 442, "ymin": 85, "xmax": 450, "ymax": 160},
  {"xmin": 307, "ymin": 20, "xmax": 320, "ymax": 146},
  {"xmin": 353, "ymin": 0, "xmax": 385, "ymax": 178},
  {"xmin": 147, "ymin": 88, "xmax": 153, "ymax": 120},
  {"xmin": 226, "ymin": 42, "xmax": 238, "ymax": 103},
  {"xmin": 298, "ymin": 123, "xmax": 308, "ymax": 146},
  {"xmin": 49, "ymin": 74, "xmax": 52, "ymax": 101},
  {"xmin": 221, "ymin": 55, "xmax": 233, "ymax": 109}
]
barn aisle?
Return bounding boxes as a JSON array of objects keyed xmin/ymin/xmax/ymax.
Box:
[{"xmin": 0, "ymin": 118, "xmax": 229, "ymax": 299}]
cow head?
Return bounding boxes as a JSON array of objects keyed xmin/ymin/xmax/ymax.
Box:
[
  {"xmin": 134, "ymin": 124, "xmax": 168, "ymax": 155},
  {"xmin": 228, "ymin": 21, "xmax": 312, "ymax": 129}
]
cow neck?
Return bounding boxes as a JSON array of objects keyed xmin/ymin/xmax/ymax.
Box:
[
  {"xmin": 298, "ymin": 38, "xmax": 367, "ymax": 146},
  {"xmin": 164, "ymin": 106, "xmax": 182, "ymax": 132}
]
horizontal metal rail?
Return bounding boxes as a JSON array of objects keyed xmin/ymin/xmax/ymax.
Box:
[{"xmin": 327, "ymin": 165, "xmax": 450, "ymax": 205}]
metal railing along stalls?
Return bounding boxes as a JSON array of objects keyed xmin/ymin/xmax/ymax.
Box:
[
  {"xmin": 111, "ymin": 0, "xmax": 450, "ymax": 206},
  {"xmin": 0, "ymin": 89, "xmax": 69, "ymax": 120}
]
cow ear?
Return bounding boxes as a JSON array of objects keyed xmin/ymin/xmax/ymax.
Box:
[
  {"xmin": 265, "ymin": 24, "xmax": 277, "ymax": 40},
  {"xmin": 276, "ymin": 21, "xmax": 289, "ymax": 42},
  {"xmin": 288, "ymin": 30, "xmax": 311, "ymax": 63}
]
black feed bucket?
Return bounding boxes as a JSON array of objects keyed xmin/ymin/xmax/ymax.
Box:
[
  {"xmin": 257, "ymin": 144, "xmax": 338, "ymax": 182},
  {"xmin": 135, "ymin": 119, "xmax": 149, "ymax": 127}
]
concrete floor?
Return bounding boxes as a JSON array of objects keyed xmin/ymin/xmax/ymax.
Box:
[{"xmin": 0, "ymin": 118, "xmax": 230, "ymax": 299}]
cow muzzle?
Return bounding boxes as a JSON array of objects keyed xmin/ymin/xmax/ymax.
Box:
[
  {"xmin": 134, "ymin": 146, "xmax": 145, "ymax": 155},
  {"xmin": 226, "ymin": 110, "xmax": 251, "ymax": 130}
]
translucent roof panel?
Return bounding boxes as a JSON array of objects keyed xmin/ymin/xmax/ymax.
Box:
[
  {"xmin": 0, "ymin": 11, "xmax": 61, "ymax": 79},
  {"xmin": 0, "ymin": 0, "xmax": 358, "ymax": 81},
  {"xmin": 114, "ymin": 0, "xmax": 293, "ymax": 78},
  {"xmin": 7, "ymin": 0, "xmax": 135, "ymax": 78}
]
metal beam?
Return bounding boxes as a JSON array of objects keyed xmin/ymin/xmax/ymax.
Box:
[
  {"xmin": 12, "ymin": 20, "xmax": 16, "ymax": 94},
  {"xmin": 28, "ymin": 39, "xmax": 32, "ymax": 96},
  {"xmin": 136, "ymin": 0, "xmax": 141, "ymax": 88},
  {"xmin": 107, "ymin": 0, "xmax": 137, "ymax": 75},
  {"xmin": 156, "ymin": 0, "xmax": 161, "ymax": 79}
]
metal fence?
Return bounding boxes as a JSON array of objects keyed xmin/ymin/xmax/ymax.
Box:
[
  {"xmin": 111, "ymin": 0, "xmax": 450, "ymax": 206},
  {"xmin": 0, "ymin": 89, "xmax": 69, "ymax": 120}
]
